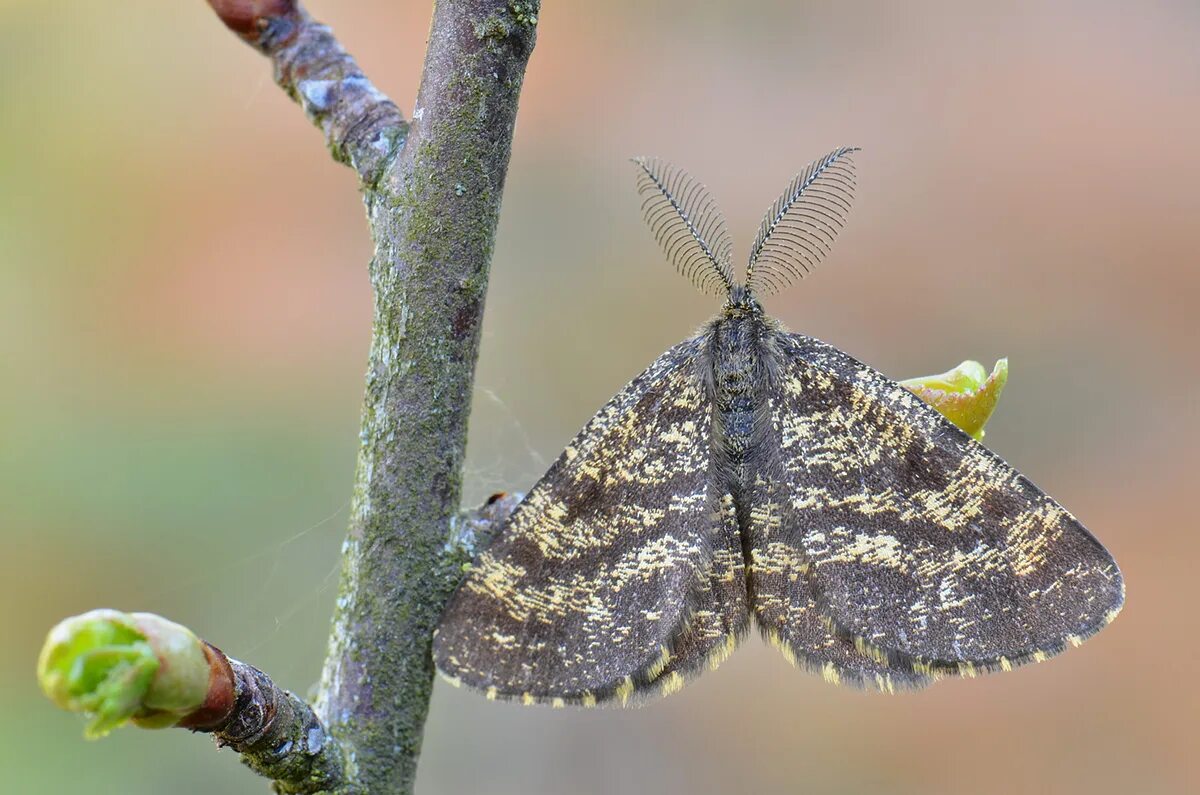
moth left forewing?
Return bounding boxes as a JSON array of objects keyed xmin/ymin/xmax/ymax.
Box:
[
  {"xmin": 435, "ymin": 338, "xmax": 748, "ymax": 706},
  {"xmin": 640, "ymin": 492, "xmax": 750, "ymax": 699},
  {"xmin": 761, "ymin": 333, "xmax": 1124, "ymax": 677}
]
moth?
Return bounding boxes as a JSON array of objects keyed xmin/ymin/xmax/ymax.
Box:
[{"xmin": 434, "ymin": 147, "xmax": 1124, "ymax": 705}]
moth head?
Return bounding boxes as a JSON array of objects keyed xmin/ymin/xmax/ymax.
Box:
[{"xmin": 724, "ymin": 283, "xmax": 762, "ymax": 316}]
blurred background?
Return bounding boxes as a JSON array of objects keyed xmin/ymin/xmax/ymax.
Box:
[{"xmin": 3, "ymin": 0, "xmax": 1197, "ymax": 793}]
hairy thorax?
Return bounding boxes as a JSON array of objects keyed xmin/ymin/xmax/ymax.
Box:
[{"xmin": 703, "ymin": 304, "xmax": 779, "ymax": 503}]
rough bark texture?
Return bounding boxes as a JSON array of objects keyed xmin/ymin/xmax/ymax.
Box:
[
  {"xmin": 181, "ymin": 643, "xmax": 344, "ymax": 794},
  {"xmin": 314, "ymin": 4, "xmax": 539, "ymax": 787},
  {"xmin": 209, "ymin": 0, "xmax": 408, "ymax": 186},
  {"xmin": 205, "ymin": 0, "xmax": 539, "ymax": 792}
]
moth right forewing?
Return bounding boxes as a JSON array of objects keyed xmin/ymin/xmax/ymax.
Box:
[
  {"xmin": 435, "ymin": 337, "xmax": 737, "ymax": 705},
  {"xmin": 757, "ymin": 332, "xmax": 1123, "ymax": 678}
]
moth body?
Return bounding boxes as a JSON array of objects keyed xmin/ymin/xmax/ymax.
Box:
[{"xmin": 702, "ymin": 292, "xmax": 778, "ymax": 533}]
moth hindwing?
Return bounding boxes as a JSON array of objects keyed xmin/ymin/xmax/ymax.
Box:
[{"xmin": 435, "ymin": 148, "xmax": 1123, "ymax": 704}]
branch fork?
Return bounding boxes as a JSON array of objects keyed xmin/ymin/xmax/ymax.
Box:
[{"xmin": 36, "ymin": 3, "xmax": 1014, "ymax": 792}]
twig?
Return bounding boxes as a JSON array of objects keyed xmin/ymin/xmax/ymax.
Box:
[
  {"xmin": 206, "ymin": 0, "xmax": 540, "ymax": 791},
  {"xmin": 208, "ymin": 0, "xmax": 407, "ymax": 184},
  {"xmin": 183, "ymin": 643, "xmax": 344, "ymax": 794}
]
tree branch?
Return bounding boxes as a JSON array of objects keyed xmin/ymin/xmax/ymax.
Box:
[
  {"xmin": 312, "ymin": 1, "xmax": 539, "ymax": 788},
  {"xmin": 203, "ymin": 1, "xmax": 541, "ymax": 791},
  {"xmin": 38, "ymin": 610, "xmax": 345, "ymax": 793},
  {"xmin": 208, "ymin": 0, "xmax": 408, "ymax": 185},
  {"xmin": 38, "ymin": 2, "xmax": 1017, "ymax": 792},
  {"xmin": 37, "ymin": 3, "xmax": 1017, "ymax": 790},
  {"xmin": 183, "ymin": 644, "xmax": 344, "ymax": 794}
]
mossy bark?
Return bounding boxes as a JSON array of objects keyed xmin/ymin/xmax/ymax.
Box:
[{"xmin": 309, "ymin": 2, "xmax": 539, "ymax": 792}]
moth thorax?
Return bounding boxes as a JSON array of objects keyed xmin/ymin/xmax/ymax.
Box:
[{"xmin": 711, "ymin": 312, "xmax": 764, "ymax": 461}]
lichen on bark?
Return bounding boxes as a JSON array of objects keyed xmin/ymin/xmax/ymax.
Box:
[
  {"xmin": 194, "ymin": 1, "xmax": 538, "ymax": 792},
  {"xmin": 306, "ymin": 1, "xmax": 540, "ymax": 792}
]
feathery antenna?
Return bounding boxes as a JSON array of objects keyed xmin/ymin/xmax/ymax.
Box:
[
  {"xmin": 632, "ymin": 158, "xmax": 734, "ymax": 297},
  {"xmin": 745, "ymin": 147, "xmax": 859, "ymax": 295}
]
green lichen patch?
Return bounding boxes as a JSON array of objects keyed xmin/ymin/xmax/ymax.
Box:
[{"xmin": 508, "ymin": 1, "xmax": 539, "ymax": 27}]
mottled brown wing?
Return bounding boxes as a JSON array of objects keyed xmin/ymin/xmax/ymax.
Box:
[
  {"xmin": 748, "ymin": 496, "xmax": 932, "ymax": 691},
  {"xmin": 643, "ymin": 492, "xmax": 749, "ymax": 698},
  {"xmin": 757, "ymin": 333, "xmax": 1124, "ymax": 678},
  {"xmin": 434, "ymin": 338, "xmax": 747, "ymax": 706}
]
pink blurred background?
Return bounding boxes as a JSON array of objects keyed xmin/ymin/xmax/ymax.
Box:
[{"xmin": 3, "ymin": 1, "xmax": 1197, "ymax": 793}]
